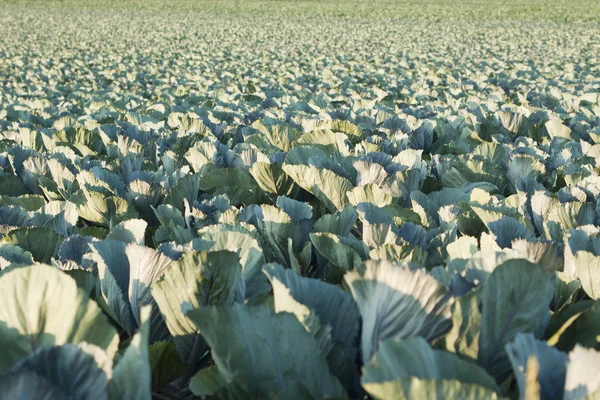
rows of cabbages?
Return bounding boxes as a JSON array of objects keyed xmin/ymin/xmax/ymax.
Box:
[{"xmin": 1, "ymin": 5, "xmax": 600, "ymax": 400}]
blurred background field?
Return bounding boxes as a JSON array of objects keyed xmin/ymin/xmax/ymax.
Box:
[{"xmin": 2, "ymin": 0, "xmax": 600, "ymax": 21}]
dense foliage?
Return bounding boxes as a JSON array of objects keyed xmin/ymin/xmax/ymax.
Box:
[{"xmin": 1, "ymin": 1, "xmax": 600, "ymax": 399}]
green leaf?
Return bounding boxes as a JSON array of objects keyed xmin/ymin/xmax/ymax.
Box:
[
  {"xmin": 573, "ymin": 251, "xmax": 600, "ymax": 300},
  {"xmin": 165, "ymin": 173, "xmax": 201, "ymax": 212},
  {"xmin": 363, "ymin": 337, "xmax": 498, "ymax": 392},
  {"xmin": 264, "ymin": 263, "xmax": 361, "ymax": 392},
  {"xmin": 256, "ymin": 205, "xmax": 310, "ymax": 270},
  {"xmin": 369, "ymin": 243, "xmax": 428, "ymax": 268},
  {"xmin": 199, "ymin": 165, "xmax": 261, "ymax": 206},
  {"xmin": 78, "ymin": 226, "xmax": 108, "ymax": 239},
  {"xmin": 108, "ymin": 305, "xmax": 152, "ymax": 400},
  {"xmin": 43, "ymin": 158, "xmax": 78, "ymax": 200},
  {"xmin": 76, "ymin": 190, "xmax": 138, "ymax": 228},
  {"xmin": 314, "ymin": 206, "xmax": 358, "ymax": 237},
  {"xmin": 544, "ymin": 202, "xmax": 595, "ymax": 241},
  {"xmin": 554, "ymin": 272, "xmax": 582, "ymax": 311},
  {"xmin": 362, "ymin": 377, "xmax": 503, "ymax": 400},
  {"xmin": 283, "ymin": 164, "xmax": 354, "ymax": 212},
  {"xmin": 478, "ymin": 259, "xmax": 555, "ymax": 381},
  {"xmin": 353, "ymin": 161, "xmax": 388, "ymax": 186},
  {"xmin": 384, "ymin": 169, "xmax": 426, "ymax": 206},
  {"xmin": 0, "ymin": 205, "xmax": 33, "ymax": 234},
  {"xmin": 249, "ymin": 121, "xmax": 302, "ymax": 153},
  {"xmin": 487, "ymin": 217, "xmax": 533, "ymax": 249},
  {"xmin": 193, "ymin": 226, "xmax": 268, "ymax": 300},
  {"xmin": 264, "ymin": 263, "xmax": 360, "ymax": 349},
  {"xmin": 0, "ymin": 175, "xmax": 27, "ymax": 197},
  {"xmin": 152, "ymin": 205, "xmax": 194, "ymax": 245},
  {"xmin": 0, "ymin": 244, "xmax": 34, "ymax": 269},
  {"xmin": 295, "ymin": 129, "xmax": 348, "ymax": 154},
  {"xmin": 356, "ymin": 203, "xmax": 397, "ymax": 247},
  {"xmin": 546, "ymin": 301, "xmax": 600, "ymax": 352},
  {"xmin": 511, "ymin": 239, "xmax": 562, "ymax": 273},
  {"xmin": 126, "ymin": 179, "xmax": 165, "ymax": 223},
  {"xmin": 288, "ymin": 238, "xmax": 313, "ymax": 277},
  {"xmin": 444, "ymin": 290, "xmax": 481, "ymax": 360},
  {"xmin": 0, "ymin": 264, "xmax": 119, "ymax": 372},
  {"xmin": 0, "ymin": 227, "xmax": 63, "ymax": 263},
  {"xmin": 189, "ymin": 365, "xmax": 229, "ymax": 398},
  {"xmin": 167, "ymin": 112, "xmax": 206, "ymax": 133},
  {"xmin": 0, "ymin": 195, "xmax": 45, "ymax": 211},
  {"xmin": 328, "ymin": 120, "xmax": 365, "ymax": 143},
  {"xmin": 505, "ymin": 333, "xmax": 567, "ymax": 400},
  {"xmin": 91, "ymin": 241, "xmax": 173, "ymax": 341},
  {"xmin": 32, "ymin": 200, "xmax": 79, "ymax": 237},
  {"xmin": 347, "ymin": 184, "xmax": 394, "ymax": 207},
  {"xmin": 498, "ymin": 110, "xmax": 528, "ymax": 136},
  {"xmin": 285, "ymin": 145, "xmax": 329, "ymax": 165},
  {"xmin": 276, "ymin": 196, "xmax": 312, "ymax": 221},
  {"xmin": 151, "ymin": 250, "xmax": 242, "ymax": 364},
  {"xmin": 249, "ymin": 162, "xmax": 295, "ymax": 197},
  {"xmin": 310, "ymin": 232, "xmax": 363, "ymax": 272},
  {"xmin": 106, "ymin": 218, "xmax": 148, "ymax": 245},
  {"xmin": 1, "ymin": 344, "xmax": 108, "ymax": 400},
  {"xmin": 545, "ymin": 119, "xmax": 572, "ymax": 140},
  {"xmin": 0, "ymin": 369, "xmax": 64, "ymax": 399},
  {"xmin": 149, "ymin": 341, "xmax": 186, "ymax": 387},
  {"xmin": 186, "ymin": 304, "xmax": 346, "ymax": 399},
  {"xmin": 273, "ymin": 381, "xmax": 315, "ymax": 400},
  {"xmin": 344, "ymin": 260, "xmax": 452, "ymax": 363},
  {"xmin": 507, "ymin": 155, "xmax": 545, "ymax": 192},
  {"xmin": 564, "ymin": 346, "xmax": 600, "ymax": 400}
]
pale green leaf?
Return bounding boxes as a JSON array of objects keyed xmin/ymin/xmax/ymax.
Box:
[{"xmin": 0, "ymin": 265, "xmax": 119, "ymax": 372}]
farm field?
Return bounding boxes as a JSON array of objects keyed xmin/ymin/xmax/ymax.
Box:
[{"xmin": 1, "ymin": 0, "xmax": 600, "ymax": 399}]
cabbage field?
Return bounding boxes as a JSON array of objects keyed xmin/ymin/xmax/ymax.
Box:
[{"xmin": 1, "ymin": 0, "xmax": 600, "ymax": 399}]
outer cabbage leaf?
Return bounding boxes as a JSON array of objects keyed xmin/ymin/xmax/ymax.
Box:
[
  {"xmin": 193, "ymin": 225, "xmax": 268, "ymax": 300},
  {"xmin": 478, "ymin": 260, "xmax": 555, "ymax": 381},
  {"xmin": 546, "ymin": 301, "xmax": 600, "ymax": 352},
  {"xmin": 108, "ymin": 306, "xmax": 152, "ymax": 400},
  {"xmin": 187, "ymin": 304, "xmax": 346, "ymax": 399},
  {"xmin": 0, "ymin": 227, "xmax": 63, "ymax": 263},
  {"xmin": 248, "ymin": 162, "xmax": 295, "ymax": 197},
  {"xmin": 573, "ymin": 251, "xmax": 600, "ymax": 300},
  {"xmin": 505, "ymin": 333, "xmax": 568, "ymax": 400},
  {"xmin": 283, "ymin": 164, "xmax": 354, "ymax": 212},
  {"xmin": 105, "ymin": 218, "xmax": 148, "ymax": 245},
  {"xmin": 363, "ymin": 377, "xmax": 502, "ymax": 400},
  {"xmin": 0, "ymin": 369, "xmax": 64, "ymax": 400},
  {"xmin": 148, "ymin": 341, "xmax": 186, "ymax": 387},
  {"xmin": 564, "ymin": 346, "xmax": 600, "ymax": 400},
  {"xmin": 76, "ymin": 190, "xmax": 138, "ymax": 228},
  {"xmin": 310, "ymin": 232, "xmax": 363, "ymax": 272},
  {"xmin": 1, "ymin": 344, "xmax": 108, "ymax": 400},
  {"xmin": 0, "ymin": 264, "xmax": 119, "ymax": 372},
  {"xmin": 444, "ymin": 290, "xmax": 481, "ymax": 360},
  {"xmin": 151, "ymin": 250, "xmax": 242, "ymax": 366},
  {"xmin": 344, "ymin": 260, "xmax": 452, "ymax": 362},
  {"xmin": 363, "ymin": 337, "xmax": 498, "ymax": 392},
  {"xmin": 264, "ymin": 263, "xmax": 361, "ymax": 393},
  {"xmin": 90, "ymin": 241, "xmax": 173, "ymax": 342}
]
